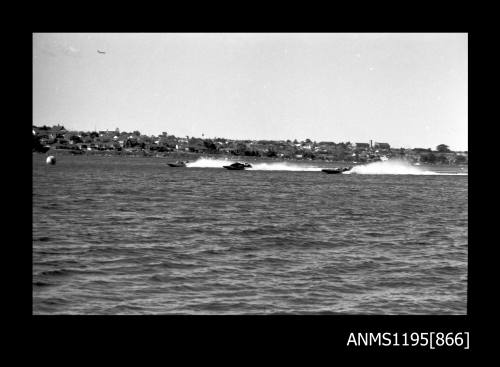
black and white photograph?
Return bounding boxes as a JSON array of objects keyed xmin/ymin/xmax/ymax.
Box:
[{"xmin": 32, "ymin": 33, "xmax": 468, "ymax": 316}]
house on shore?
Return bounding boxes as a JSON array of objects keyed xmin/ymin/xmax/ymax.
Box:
[
  {"xmin": 373, "ymin": 142, "xmax": 390, "ymax": 151},
  {"xmin": 354, "ymin": 143, "xmax": 370, "ymax": 152}
]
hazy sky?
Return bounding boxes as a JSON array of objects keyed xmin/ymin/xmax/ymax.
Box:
[{"xmin": 33, "ymin": 33, "xmax": 467, "ymax": 150}]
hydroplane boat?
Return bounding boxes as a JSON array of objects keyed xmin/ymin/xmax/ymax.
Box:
[
  {"xmin": 321, "ymin": 166, "xmax": 352, "ymax": 174},
  {"xmin": 222, "ymin": 162, "xmax": 252, "ymax": 170}
]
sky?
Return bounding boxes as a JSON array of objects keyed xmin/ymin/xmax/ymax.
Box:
[{"xmin": 33, "ymin": 33, "xmax": 468, "ymax": 150}]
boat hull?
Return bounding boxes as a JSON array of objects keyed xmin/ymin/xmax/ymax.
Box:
[
  {"xmin": 223, "ymin": 162, "xmax": 252, "ymax": 170},
  {"xmin": 322, "ymin": 169, "xmax": 343, "ymax": 174},
  {"xmin": 322, "ymin": 166, "xmax": 352, "ymax": 174}
]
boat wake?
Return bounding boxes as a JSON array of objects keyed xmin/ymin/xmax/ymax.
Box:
[
  {"xmin": 186, "ymin": 157, "xmax": 322, "ymax": 171},
  {"xmin": 249, "ymin": 162, "xmax": 322, "ymax": 171},
  {"xmin": 186, "ymin": 158, "xmax": 233, "ymax": 168},
  {"xmin": 186, "ymin": 157, "xmax": 467, "ymax": 175},
  {"xmin": 343, "ymin": 160, "xmax": 467, "ymax": 175}
]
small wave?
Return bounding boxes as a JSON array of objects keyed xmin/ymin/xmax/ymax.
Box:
[
  {"xmin": 162, "ymin": 262, "xmax": 200, "ymax": 270},
  {"xmin": 37, "ymin": 259, "xmax": 80, "ymax": 266},
  {"xmin": 39, "ymin": 297, "xmax": 69, "ymax": 305},
  {"xmin": 150, "ymin": 274, "xmax": 164, "ymax": 282},
  {"xmin": 33, "ymin": 281, "xmax": 53, "ymax": 287},
  {"xmin": 432, "ymin": 265, "xmax": 464, "ymax": 275},
  {"xmin": 108, "ymin": 304, "xmax": 146, "ymax": 312},
  {"xmin": 36, "ymin": 236, "xmax": 51, "ymax": 242},
  {"xmin": 150, "ymin": 273, "xmax": 175, "ymax": 282},
  {"xmin": 39, "ymin": 269, "xmax": 70, "ymax": 277},
  {"xmin": 260, "ymin": 257, "xmax": 295, "ymax": 265},
  {"xmin": 37, "ymin": 268, "xmax": 94, "ymax": 277},
  {"xmin": 35, "ymin": 250, "xmax": 64, "ymax": 255},
  {"xmin": 363, "ymin": 231, "xmax": 387, "ymax": 238},
  {"xmin": 143, "ymin": 216, "xmax": 164, "ymax": 221}
]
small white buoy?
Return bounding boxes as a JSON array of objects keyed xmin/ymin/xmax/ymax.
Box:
[{"xmin": 46, "ymin": 155, "xmax": 56, "ymax": 165}]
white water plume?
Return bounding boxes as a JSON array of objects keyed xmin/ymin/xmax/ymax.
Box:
[
  {"xmin": 344, "ymin": 159, "xmax": 467, "ymax": 175},
  {"xmin": 186, "ymin": 157, "xmax": 322, "ymax": 171},
  {"xmin": 186, "ymin": 157, "xmax": 467, "ymax": 175},
  {"xmin": 249, "ymin": 162, "xmax": 322, "ymax": 171},
  {"xmin": 185, "ymin": 157, "xmax": 233, "ymax": 168}
]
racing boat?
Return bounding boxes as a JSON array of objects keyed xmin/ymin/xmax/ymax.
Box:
[
  {"xmin": 322, "ymin": 166, "xmax": 351, "ymax": 174},
  {"xmin": 168, "ymin": 161, "xmax": 188, "ymax": 167},
  {"xmin": 223, "ymin": 162, "xmax": 252, "ymax": 170}
]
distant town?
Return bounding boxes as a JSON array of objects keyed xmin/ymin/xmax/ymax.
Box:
[{"xmin": 32, "ymin": 124, "xmax": 468, "ymax": 165}]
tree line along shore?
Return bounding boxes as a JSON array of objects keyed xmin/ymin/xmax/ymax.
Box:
[{"xmin": 33, "ymin": 124, "xmax": 468, "ymax": 165}]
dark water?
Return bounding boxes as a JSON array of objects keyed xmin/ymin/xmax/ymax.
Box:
[{"xmin": 33, "ymin": 155, "xmax": 467, "ymax": 314}]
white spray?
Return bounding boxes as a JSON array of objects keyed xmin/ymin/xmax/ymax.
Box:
[
  {"xmin": 185, "ymin": 157, "xmax": 467, "ymax": 175},
  {"xmin": 186, "ymin": 157, "xmax": 322, "ymax": 171},
  {"xmin": 344, "ymin": 159, "xmax": 467, "ymax": 175}
]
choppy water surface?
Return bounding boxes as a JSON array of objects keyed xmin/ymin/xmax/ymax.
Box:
[{"xmin": 33, "ymin": 155, "xmax": 467, "ymax": 314}]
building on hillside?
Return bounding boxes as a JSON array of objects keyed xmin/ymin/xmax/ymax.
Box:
[
  {"xmin": 374, "ymin": 142, "xmax": 390, "ymax": 151},
  {"xmin": 412, "ymin": 148, "xmax": 431, "ymax": 154},
  {"xmin": 354, "ymin": 143, "xmax": 370, "ymax": 151}
]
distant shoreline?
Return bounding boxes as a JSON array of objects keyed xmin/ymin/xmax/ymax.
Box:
[{"xmin": 33, "ymin": 150, "xmax": 467, "ymax": 166}]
